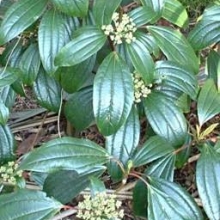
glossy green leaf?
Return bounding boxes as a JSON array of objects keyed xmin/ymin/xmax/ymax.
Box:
[
  {"xmin": 197, "ymin": 79, "xmax": 220, "ymax": 126},
  {"xmin": 64, "ymin": 86, "xmax": 94, "ymax": 131},
  {"xmin": 129, "ymin": 6, "xmax": 159, "ymax": 27},
  {"xmin": 93, "ymin": 0, "xmax": 121, "ymax": 26},
  {"xmin": 116, "ymin": 43, "xmax": 133, "ymax": 70},
  {"xmin": 11, "ymin": 80, "xmax": 26, "ymax": 97},
  {"xmin": 93, "ymin": 52, "xmax": 134, "ymax": 136},
  {"xmin": 58, "ymin": 55, "xmax": 95, "ymax": 93},
  {"xmin": 0, "ymin": 124, "xmax": 16, "ymax": 162},
  {"xmin": 146, "ymin": 153, "xmax": 175, "ymax": 181},
  {"xmin": 33, "ymin": 68, "xmax": 61, "ymax": 112},
  {"xmin": 0, "ymin": 100, "xmax": 9, "ymax": 125},
  {"xmin": 0, "ymin": 0, "xmax": 48, "ymax": 44},
  {"xmin": 126, "ymin": 34, "xmax": 154, "ymax": 84},
  {"xmin": 19, "ymin": 43, "xmax": 40, "ymax": 85},
  {"xmin": 162, "ymin": 0, "xmax": 188, "ymax": 28},
  {"xmin": 140, "ymin": 0, "xmax": 165, "ymax": 16},
  {"xmin": 0, "ymin": 67, "xmax": 19, "ymax": 89},
  {"xmin": 155, "ymin": 61, "xmax": 198, "ymax": 99},
  {"xmin": 19, "ymin": 137, "xmax": 109, "ymax": 173},
  {"xmin": 38, "ymin": 10, "xmax": 79, "ymax": 75},
  {"xmin": 175, "ymin": 134, "xmax": 191, "ymax": 168},
  {"xmin": 90, "ymin": 176, "xmax": 106, "ymax": 196},
  {"xmin": 55, "ymin": 26, "xmax": 106, "ymax": 67},
  {"xmin": 196, "ymin": 143, "xmax": 220, "ymax": 220},
  {"xmin": 0, "ymin": 189, "xmax": 62, "ymax": 220},
  {"xmin": 0, "ymin": 86, "xmax": 16, "ymax": 110},
  {"xmin": 147, "ymin": 177, "xmax": 203, "ymax": 220},
  {"xmin": 43, "ymin": 167, "xmax": 104, "ymax": 204},
  {"xmin": 133, "ymin": 179, "xmax": 148, "ymax": 218},
  {"xmin": 207, "ymin": 50, "xmax": 220, "ymax": 91},
  {"xmin": 0, "ymin": 0, "xmax": 16, "ymax": 22},
  {"xmin": 106, "ymin": 106, "xmax": 140, "ymax": 180},
  {"xmin": 133, "ymin": 31, "xmax": 160, "ymax": 57},
  {"xmin": 143, "ymin": 91, "xmax": 188, "ymax": 146},
  {"xmin": 188, "ymin": 5, "xmax": 220, "ymax": 50},
  {"xmin": 132, "ymin": 135, "xmax": 173, "ymax": 167},
  {"xmin": 51, "ymin": 0, "xmax": 89, "ymax": 17},
  {"xmin": 0, "ymin": 40, "xmax": 24, "ymax": 67},
  {"xmin": 148, "ymin": 26, "xmax": 199, "ymax": 73}
]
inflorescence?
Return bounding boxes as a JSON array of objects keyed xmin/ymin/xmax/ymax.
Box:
[
  {"xmin": 0, "ymin": 161, "xmax": 23, "ymax": 185},
  {"xmin": 102, "ymin": 12, "xmax": 137, "ymax": 45},
  {"xmin": 133, "ymin": 73, "xmax": 152, "ymax": 103},
  {"xmin": 77, "ymin": 192, "xmax": 124, "ymax": 220}
]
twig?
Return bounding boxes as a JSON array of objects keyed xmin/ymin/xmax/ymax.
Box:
[
  {"xmin": 57, "ymin": 89, "xmax": 63, "ymax": 138},
  {"xmin": 30, "ymin": 112, "xmax": 48, "ymax": 149},
  {"xmin": 11, "ymin": 116, "xmax": 58, "ymax": 133}
]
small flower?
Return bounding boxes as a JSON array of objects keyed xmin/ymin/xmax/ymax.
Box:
[
  {"xmin": 77, "ymin": 192, "xmax": 124, "ymax": 219},
  {"xmin": 102, "ymin": 12, "xmax": 137, "ymax": 45}
]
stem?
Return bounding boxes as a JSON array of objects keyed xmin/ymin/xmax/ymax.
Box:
[
  {"xmin": 174, "ymin": 143, "xmax": 191, "ymax": 155},
  {"xmin": 129, "ymin": 171, "xmax": 149, "ymax": 187},
  {"xmin": 3, "ymin": 37, "xmax": 21, "ymax": 74},
  {"xmin": 110, "ymin": 157, "xmax": 126, "ymax": 174},
  {"xmin": 57, "ymin": 89, "xmax": 63, "ymax": 138}
]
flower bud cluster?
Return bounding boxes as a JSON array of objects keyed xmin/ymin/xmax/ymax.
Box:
[
  {"xmin": 77, "ymin": 192, "xmax": 124, "ymax": 220},
  {"xmin": 0, "ymin": 161, "xmax": 23, "ymax": 185},
  {"xmin": 133, "ymin": 73, "xmax": 152, "ymax": 103},
  {"xmin": 102, "ymin": 12, "xmax": 137, "ymax": 45}
]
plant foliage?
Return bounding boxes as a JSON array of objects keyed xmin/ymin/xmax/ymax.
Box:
[{"xmin": 0, "ymin": 0, "xmax": 220, "ymax": 219}]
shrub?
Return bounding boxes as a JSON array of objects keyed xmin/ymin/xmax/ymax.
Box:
[{"xmin": 0, "ymin": 0, "xmax": 220, "ymax": 219}]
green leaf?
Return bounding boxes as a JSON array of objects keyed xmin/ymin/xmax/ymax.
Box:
[
  {"xmin": 93, "ymin": 52, "xmax": 134, "ymax": 136},
  {"xmin": 188, "ymin": 5, "xmax": 220, "ymax": 50},
  {"xmin": 133, "ymin": 179, "xmax": 148, "ymax": 218},
  {"xmin": 58, "ymin": 55, "xmax": 95, "ymax": 93},
  {"xmin": 106, "ymin": 106, "xmax": 140, "ymax": 180},
  {"xmin": 207, "ymin": 50, "xmax": 220, "ymax": 91},
  {"xmin": 0, "ymin": 40, "xmax": 24, "ymax": 67},
  {"xmin": 126, "ymin": 34, "xmax": 154, "ymax": 83},
  {"xmin": 11, "ymin": 80, "xmax": 26, "ymax": 97},
  {"xmin": 0, "ymin": 189, "xmax": 62, "ymax": 220},
  {"xmin": 148, "ymin": 26, "xmax": 199, "ymax": 73},
  {"xmin": 43, "ymin": 167, "xmax": 104, "ymax": 204},
  {"xmin": 93, "ymin": 0, "xmax": 121, "ymax": 26},
  {"xmin": 197, "ymin": 79, "xmax": 220, "ymax": 126},
  {"xmin": 55, "ymin": 26, "xmax": 106, "ymax": 66},
  {"xmin": 196, "ymin": 143, "xmax": 220, "ymax": 220},
  {"xmin": 140, "ymin": 0, "xmax": 165, "ymax": 17},
  {"xmin": 33, "ymin": 68, "xmax": 61, "ymax": 112},
  {"xmin": 155, "ymin": 61, "xmax": 198, "ymax": 99},
  {"xmin": 128, "ymin": 6, "xmax": 159, "ymax": 27},
  {"xmin": 143, "ymin": 91, "xmax": 188, "ymax": 146},
  {"xmin": 90, "ymin": 176, "xmax": 106, "ymax": 196},
  {"xmin": 64, "ymin": 86, "xmax": 94, "ymax": 131},
  {"xmin": 51, "ymin": 0, "xmax": 89, "ymax": 17},
  {"xmin": 132, "ymin": 135, "xmax": 173, "ymax": 167},
  {"xmin": 0, "ymin": 86, "xmax": 16, "ymax": 110},
  {"xmin": 0, "ymin": 0, "xmax": 48, "ymax": 44},
  {"xmin": 147, "ymin": 177, "xmax": 203, "ymax": 220},
  {"xmin": 0, "ymin": 125, "xmax": 16, "ymax": 163},
  {"xmin": 162, "ymin": 0, "xmax": 189, "ymax": 28},
  {"xmin": 133, "ymin": 31, "xmax": 160, "ymax": 57},
  {"xmin": 19, "ymin": 137, "xmax": 109, "ymax": 173},
  {"xmin": 38, "ymin": 10, "xmax": 79, "ymax": 75},
  {"xmin": 146, "ymin": 153, "xmax": 175, "ymax": 181},
  {"xmin": 0, "ymin": 100, "xmax": 9, "ymax": 125},
  {"xmin": 0, "ymin": 67, "xmax": 19, "ymax": 89},
  {"xmin": 19, "ymin": 43, "xmax": 41, "ymax": 85}
]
